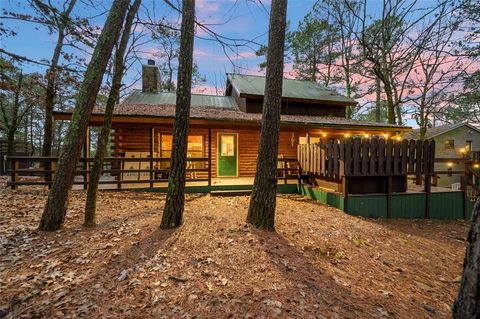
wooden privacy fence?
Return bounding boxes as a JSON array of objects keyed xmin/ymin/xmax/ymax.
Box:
[
  {"xmin": 298, "ymin": 138, "xmax": 435, "ymax": 180},
  {"xmin": 6, "ymin": 156, "xmax": 302, "ymax": 189},
  {"xmin": 298, "ymin": 138, "xmax": 437, "ymax": 218}
]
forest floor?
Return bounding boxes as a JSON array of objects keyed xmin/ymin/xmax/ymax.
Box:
[{"xmin": 0, "ymin": 178, "xmax": 469, "ymax": 319}]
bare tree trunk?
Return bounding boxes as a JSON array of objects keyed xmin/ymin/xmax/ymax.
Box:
[
  {"xmin": 345, "ymin": 67, "xmax": 352, "ymax": 119},
  {"xmin": 7, "ymin": 73, "xmax": 23, "ymax": 158},
  {"xmin": 375, "ymin": 77, "xmax": 381, "ymax": 122},
  {"xmin": 6, "ymin": 129, "xmax": 15, "ymax": 157},
  {"xmin": 453, "ymin": 198, "xmax": 480, "ymax": 318},
  {"xmin": 41, "ymin": 0, "xmax": 76, "ymax": 158},
  {"xmin": 247, "ymin": 0, "xmax": 288, "ymax": 231},
  {"xmin": 395, "ymin": 103, "xmax": 403, "ymax": 126},
  {"xmin": 160, "ymin": 0, "xmax": 195, "ymax": 229},
  {"xmin": 39, "ymin": 0, "xmax": 130, "ymax": 232},
  {"xmin": 84, "ymin": 0, "xmax": 141, "ymax": 227},
  {"xmin": 384, "ymin": 82, "xmax": 396, "ymax": 125}
]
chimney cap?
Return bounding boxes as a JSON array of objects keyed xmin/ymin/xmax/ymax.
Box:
[{"xmin": 147, "ymin": 59, "xmax": 155, "ymax": 66}]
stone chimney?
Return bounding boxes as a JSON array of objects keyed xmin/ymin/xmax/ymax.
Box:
[{"xmin": 142, "ymin": 59, "xmax": 161, "ymax": 93}]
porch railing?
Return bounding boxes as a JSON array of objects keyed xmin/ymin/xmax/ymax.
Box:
[
  {"xmin": 6, "ymin": 156, "xmax": 210, "ymax": 189},
  {"xmin": 5, "ymin": 156, "xmax": 303, "ymax": 189},
  {"xmin": 297, "ymin": 138, "xmax": 435, "ymax": 180}
]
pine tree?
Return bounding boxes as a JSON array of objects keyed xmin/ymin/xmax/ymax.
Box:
[
  {"xmin": 453, "ymin": 197, "xmax": 480, "ymax": 318},
  {"xmin": 247, "ymin": 0, "xmax": 288, "ymax": 231},
  {"xmin": 41, "ymin": 0, "xmax": 77, "ymax": 159},
  {"xmin": 160, "ymin": 0, "xmax": 196, "ymax": 229},
  {"xmin": 39, "ymin": 0, "xmax": 130, "ymax": 231},
  {"xmin": 84, "ymin": 0, "xmax": 141, "ymax": 227}
]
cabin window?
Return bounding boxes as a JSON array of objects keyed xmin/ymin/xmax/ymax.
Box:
[
  {"xmin": 466, "ymin": 140, "xmax": 472, "ymax": 152},
  {"xmin": 159, "ymin": 134, "xmax": 204, "ymax": 168},
  {"xmin": 444, "ymin": 139, "xmax": 455, "ymax": 150},
  {"xmin": 160, "ymin": 134, "xmax": 173, "ymax": 158},
  {"xmin": 309, "ymin": 137, "xmax": 321, "ymax": 144},
  {"xmin": 220, "ymin": 135, "xmax": 235, "ymax": 156},
  {"xmin": 188, "ymin": 136, "xmax": 204, "ymax": 158}
]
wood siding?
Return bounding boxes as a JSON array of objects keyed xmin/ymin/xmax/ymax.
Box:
[
  {"xmin": 244, "ymin": 97, "xmax": 346, "ymax": 117},
  {"xmin": 112, "ymin": 124, "xmax": 300, "ymax": 178}
]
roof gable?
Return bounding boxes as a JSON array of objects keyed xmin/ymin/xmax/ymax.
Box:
[
  {"xmin": 404, "ymin": 123, "xmax": 480, "ymax": 139},
  {"xmin": 226, "ymin": 73, "xmax": 357, "ymax": 105}
]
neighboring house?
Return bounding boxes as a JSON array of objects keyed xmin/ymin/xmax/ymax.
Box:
[
  {"xmin": 53, "ymin": 61, "xmax": 409, "ymax": 184},
  {"xmin": 404, "ymin": 123, "xmax": 480, "ymax": 188}
]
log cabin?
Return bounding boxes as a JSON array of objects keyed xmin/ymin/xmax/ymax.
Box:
[{"xmin": 53, "ymin": 60, "xmax": 410, "ymax": 186}]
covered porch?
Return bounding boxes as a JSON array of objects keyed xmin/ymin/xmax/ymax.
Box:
[{"xmin": 5, "ymin": 110, "xmax": 409, "ymax": 191}]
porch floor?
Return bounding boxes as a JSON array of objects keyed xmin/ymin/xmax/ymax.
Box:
[{"xmin": 70, "ymin": 176, "xmax": 298, "ymax": 190}]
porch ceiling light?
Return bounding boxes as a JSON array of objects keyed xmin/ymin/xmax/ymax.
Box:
[{"xmin": 447, "ymin": 162, "xmax": 453, "ymax": 167}]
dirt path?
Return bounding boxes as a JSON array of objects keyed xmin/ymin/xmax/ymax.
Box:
[{"xmin": 0, "ymin": 185, "xmax": 468, "ymax": 318}]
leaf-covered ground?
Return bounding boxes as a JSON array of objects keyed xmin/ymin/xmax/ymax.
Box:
[{"xmin": 0, "ymin": 182, "xmax": 469, "ymax": 318}]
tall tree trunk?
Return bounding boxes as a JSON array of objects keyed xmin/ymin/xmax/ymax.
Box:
[
  {"xmin": 84, "ymin": 0, "xmax": 141, "ymax": 227},
  {"xmin": 30, "ymin": 107, "xmax": 35, "ymax": 155},
  {"xmin": 160, "ymin": 0, "xmax": 195, "ymax": 229},
  {"xmin": 7, "ymin": 73, "xmax": 23, "ymax": 157},
  {"xmin": 453, "ymin": 198, "xmax": 480, "ymax": 318},
  {"xmin": 345, "ymin": 66, "xmax": 352, "ymax": 119},
  {"xmin": 375, "ymin": 77, "xmax": 381, "ymax": 122},
  {"xmin": 384, "ymin": 82, "xmax": 395, "ymax": 124},
  {"xmin": 6, "ymin": 129, "xmax": 15, "ymax": 157},
  {"xmin": 41, "ymin": 0, "xmax": 76, "ymax": 158},
  {"xmin": 247, "ymin": 0, "xmax": 288, "ymax": 231},
  {"xmin": 39, "ymin": 0, "xmax": 130, "ymax": 232},
  {"xmin": 395, "ymin": 103, "xmax": 403, "ymax": 125}
]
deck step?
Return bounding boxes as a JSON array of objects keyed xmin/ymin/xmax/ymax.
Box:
[{"xmin": 210, "ymin": 190, "xmax": 252, "ymax": 196}]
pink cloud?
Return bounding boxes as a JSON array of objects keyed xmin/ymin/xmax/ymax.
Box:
[{"xmin": 192, "ymin": 84, "xmax": 225, "ymax": 96}]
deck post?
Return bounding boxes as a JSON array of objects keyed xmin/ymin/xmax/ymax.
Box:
[
  {"xmin": 10, "ymin": 158, "xmax": 18, "ymax": 190},
  {"xmin": 83, "ymin": 126, "xmax": 90, "ymax": 190},
  {"xmin": 50, "ymin": 161, "xmax": 56, "ymax": 189},
  {"xmin": 386, "ymin": 176, "xmax": 392, "ymax": 218},
  {"xmin": 208, "ymin": 129, "xmax": 212, "ymax": 187},
  {"xmin": 46, "ymin": 159, "xmax": 52, "ymax": 189},
  {"xmin": 149, "ymin": 127, "xmax": 154, "ymax": 188},
  {"xmin": 424, "ymin": 174, "xmax": 431, "ymax": 219},
  {"xmin": 461, "ymin": 175, "xmax": 467, "ymax": 220},
  {"xmin": 342, "ymin": 176, "xmax": 349, "ymax": 213},
  {"xmin": 424, "ymin": 140, "xmax": 434, "ymax": 219}
]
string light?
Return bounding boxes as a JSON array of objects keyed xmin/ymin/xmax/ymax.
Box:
[
  {"xmin": 474, "ymin": 164, "xmax": 479, "ymax": 169},
  {"xmin": 383, "ymin": 133, "xmax": 389, "ymax": 139},
  {"xmin": 322, "ymin": 132, "xmax": 327, "ymax": 137},
  {"xmin": 364, "ymin": 134, "xmax": 370, "ymax": 138},
  {"xmin": 460, "ymin": 148, "xmax": 466, "ymax": 154},
  {"xmin": 395, "ymin": 136, "xmax": 402, "ymax": 141},
  {"xmin": 344, "ymin": 133, "xmax": 351, "ymax": 138}
]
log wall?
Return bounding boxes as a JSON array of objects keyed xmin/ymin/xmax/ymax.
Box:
[{"xmin": 111, "ymin": 124, "xmax": 300, "ymax": 178}]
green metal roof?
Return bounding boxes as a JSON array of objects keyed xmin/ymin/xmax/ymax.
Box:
[
  {"xmin": 122, "ymin": 91, "xmax": 237, "ymax": 108},
  {"xmin": 227, "ymin": 73, "xmax": 357, "ymax": 105}
]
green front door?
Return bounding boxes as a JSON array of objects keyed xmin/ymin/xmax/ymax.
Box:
[{"xmin": 218, "ymin": 133, "xmax": 237, "ymax": 177}]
